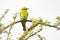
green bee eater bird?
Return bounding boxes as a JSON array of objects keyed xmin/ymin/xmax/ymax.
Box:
[{"xmin": 20, "ymin": 7, "xmax": 28, "ymax": 31}]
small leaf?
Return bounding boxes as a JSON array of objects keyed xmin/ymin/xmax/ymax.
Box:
[
  {"xmin": 44, "ymin": 20, "xmax": 50, "ymax": 26},
  {"xmin": 13, "ymin": 12, "xmax": 18, "ymax": 21},
  {"xmin": 53, "ymin": 22, "xmax": 58, "ymax": 26},
  {"xmin": 56, "ymin": 16, "xmax": 60, "ymax": 21}
]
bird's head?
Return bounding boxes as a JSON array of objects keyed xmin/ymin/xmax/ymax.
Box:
[{"xmin": 21, "ymin": 7, "xmax": 29, "ymax": 10}]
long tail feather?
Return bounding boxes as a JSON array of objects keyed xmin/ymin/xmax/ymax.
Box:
[{"xmin": 21, "ymin": 22, "xmax": 26, "ymax": 31}]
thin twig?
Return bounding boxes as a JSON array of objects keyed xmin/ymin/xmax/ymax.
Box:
[
  {"xmin": 37, "ymin": 34, "xmax": 46, "ymax": 40},
  {"xmin": 1, "ymin": 19, "xmax": 60, "ymax": 35},
  {"xmin": 6, "ymin": 27, "xmax": 12, "ymax": 40},
  {"xmin": 4, "ymin": 20, "xmax": 32, "ymax": 30},
  {"xmin": 48, "ymin": 23, "xmax": 60, "ymax": 30},
  {"xmin": 0, "ymin": 9, "xmax": 9, "ymax": 22},
  {"xmin": 25, "ymin": 25, "xmax": 42, "ymax": 40}
]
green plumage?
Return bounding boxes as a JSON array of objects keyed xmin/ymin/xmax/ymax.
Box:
[{"xmin": 20, "ymin": 7, "xmax": 28, "ymax": 31}]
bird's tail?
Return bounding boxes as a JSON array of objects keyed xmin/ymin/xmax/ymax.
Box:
[{"xmin": 21, "ymin": 22, "xmax": 26, "ymax": 31}]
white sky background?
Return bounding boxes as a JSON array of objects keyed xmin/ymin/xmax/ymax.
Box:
[{"xmin": 0, "ymin": 0, "xmax": 60, "ymax": 40}]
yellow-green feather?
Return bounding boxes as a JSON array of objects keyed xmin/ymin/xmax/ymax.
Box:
[{"xmin": 20, "ymin": 9, "xmax": 28, "ymax": 31}]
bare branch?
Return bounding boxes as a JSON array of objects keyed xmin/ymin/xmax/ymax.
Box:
[
  {"xmin": 4, "ymin": 20, "xmax": 32, "ymax": 29},
  {"xmin": 48, "ymin": 23, "xmax": 60, "ymax": 30}
]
